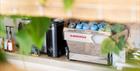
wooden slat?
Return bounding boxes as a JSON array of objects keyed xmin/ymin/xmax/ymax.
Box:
[{"xmin": 0, "ymin": 0, "xmax": 140, "ymax": 23}]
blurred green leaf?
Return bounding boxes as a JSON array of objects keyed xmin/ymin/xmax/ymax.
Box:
[
  {"xmin": 0, "ymin": 23, "xmax": 6, "ymax": 38},
  {"xmin": 39, "ymin": 0, "xmax": 47, "ymax": 6},
  {"xmin": 111, "ymin": 24, "xmax": 125, "ymax": 33},
  {"xmin": 16, "ymin": 30, "xmax": 32, "ymax": 55},
  {"xmin": 101, "ymin": 38, "xmax": 120, "ymax": 55},
  {"xmin": 16, "ymin": 17, "xmax": 51, "ymax": 55},
  {"xmin": 101, "ymin": 24, "xmax": 127, "ymax": 55},
  {"xmin": 123, "ymin": 67, "xmax": 140, "ymax": 71},
  {"xmin": 117, "ymin": 35, "xmax": 126, "ymax": 50},
  {"xmin": 0, "ymin": 50, "xmax": 7, "ymax": 63},
  {"xmin": 63, "ymin": 0, "xmax": 74, "ymax": 11},
  {"xmin": 26, "ymin": 17, "xmax": 51, "ymax": 49},
  {"xmin": 0, "ymin": 16, "xmax": 6, "ymax": 38},
  {"xmin": 0, "ymin": 16, "xmax": 7, "ymax": 63},
  {"xmin": 112, "ymin": 46, "xmax": 120, "ymax": 54}
]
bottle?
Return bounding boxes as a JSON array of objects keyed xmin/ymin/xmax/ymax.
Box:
[
  {"xmin": 7, "ymin": 26, "xmax": 15, "ymax": 52},
  {"xmin": 7, "ymin": 39, "xmax": 12, "ymax": 52},
  {"xmin": 4, "ymin": 26, "xmax": 9, "ymax": 51}
]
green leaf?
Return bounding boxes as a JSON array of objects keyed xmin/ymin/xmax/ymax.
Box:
[
  {"xmin": 117, "ymin": 35, "xmax": 126, "ymax": 50},
  {"xmin": 0, "ymin": 25, "xmax": 6, "ymax": 38},
  {"xmin": 101, "ymin": 38, "xmax": 117, "ymax": 55},
  {"xmin": 26, "ymin": 17, "xmax": 51, "ymax": 49},
  {"xmin": 104, "ymin": 24, "xmax": 111, "ymax": 32},
  {"xmin": 0, "ymin": 16, "xmax": 7, "ymax": 62},
  {"xmin": 0, "ymin": 50, "xmax": 7, "ymax": 63},
  {"xmin": 16, "ymin": 30, "xmax": 32, "ymax": 55},
  {"xmin": 0, "ymin": 16, "xmax": 6, "ymax": 38},
  {"xmin": 112, "ymin": 46, "xmax": 120, "ymax": 54},
  {"xmin": 39, "ymin": 0, "xmax": 47, "ymax": 6},
  {"xmin": 16, "ymin": 17, "xmax": 51, "ymax": 54},
  {"xmin": 63, "ymin": 0, "xmax": 74, "ymax": 11},
  {"xmin": 123, "ymin": 67, "xmax": 140, "ymax": 71},
  {"xmin": 111, "ymin": 24, "xmax": 125, "ymax": 33}
]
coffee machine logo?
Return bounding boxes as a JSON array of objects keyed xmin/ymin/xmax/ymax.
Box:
[{"xmin": 70, "ymin": 34, "xmax": 86, "ymax": 39}]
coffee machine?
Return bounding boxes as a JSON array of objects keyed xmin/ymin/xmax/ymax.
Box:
[{"xmin": 46, "ymin": 19, "xmax": 66, "ymax": 57}]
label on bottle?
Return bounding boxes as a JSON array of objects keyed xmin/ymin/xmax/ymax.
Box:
[{"xmin": 8, "ymin": 42, "xmax": 13, "ymax": 51}]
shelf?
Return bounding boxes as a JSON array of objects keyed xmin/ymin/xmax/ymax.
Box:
[
  {"xmin": 7, "ymin": 52, "xmax": 116, "ymax": 71},
  {"xmin": 7, "ymin": 52, "xmax": 140, "ymax": 71}
]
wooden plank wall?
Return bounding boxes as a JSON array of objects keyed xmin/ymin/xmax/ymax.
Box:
[
  {"xmin": 0, "ymin": 0, "xmax": 140, "ymax": 23},
  {"xmin": 0, "ymin": 0, "xmax": 140, "ymax": 48},
  {"xmin": 127, "ymin": 23, "xmax": 140, "ymax": 49}
]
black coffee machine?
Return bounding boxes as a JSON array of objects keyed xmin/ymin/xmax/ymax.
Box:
[{"xmin": 45, "ymin": 19, "xmax": 66, "ymax": 57}]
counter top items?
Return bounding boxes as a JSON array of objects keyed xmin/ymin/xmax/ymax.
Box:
[
  {"xmin": 4, "ymin": 26, "xmax": 15, "ymax": 52},
  {"xmin": 82, "ymin": 22, "xmax": 90, "ymax": 30},
  {"xmin": 64, "ymin": 20, "xmax": 129, "ymax": 66},
  {"xmin": 76, "ymin": 22, "xmax": 83, "ymax": 30},
  {"xmin": 64, "ymin": 20, "xmax": 114, "ymax": 65}
]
